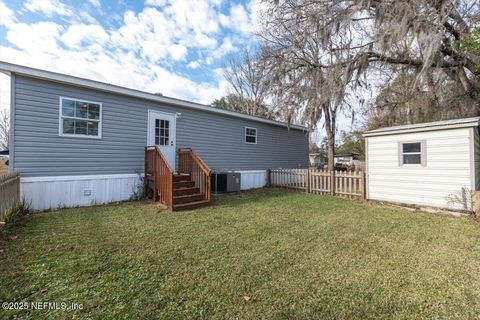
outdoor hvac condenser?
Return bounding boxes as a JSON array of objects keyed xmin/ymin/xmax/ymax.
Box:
[{"xmin": 211, "ymin": 171, "xmax": 241, "ymax": 193}]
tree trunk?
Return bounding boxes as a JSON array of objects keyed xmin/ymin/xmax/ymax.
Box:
[{"xmin": 324, "ymin": 107, "xmax": 336, "ymax": 196}]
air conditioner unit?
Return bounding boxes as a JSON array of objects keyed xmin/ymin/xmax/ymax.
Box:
[{"xmin": 211, "ymin": 171, "xmax": 241, "ymax": 193}]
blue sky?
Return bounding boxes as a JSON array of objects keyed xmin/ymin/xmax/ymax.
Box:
[{"xmin": 0, "ymin": 0, "xmax": 261, "ymax": 109}]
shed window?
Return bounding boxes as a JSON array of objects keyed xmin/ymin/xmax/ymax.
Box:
[
  {"xmin": 245, "ymin": 127, "xmax": 257, "ymax": 144},
  {"xmin": 60, "ymin": 97, "xmax": 102, "ymax": 138},
  {"xmin": 400, "ymin": 142, "xmax": 424, "ymax": 165}
]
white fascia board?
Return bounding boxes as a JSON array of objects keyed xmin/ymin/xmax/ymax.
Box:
[
  {"xmin": 363, "ymin": 120, "xmax": 480, "ymax": 137},
  {"xmin": 0, "ymin": 61, "xmax": 308, "ymax": 131}
]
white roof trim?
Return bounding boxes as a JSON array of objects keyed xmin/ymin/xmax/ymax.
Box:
[
  {"xmin": 0, "ymin": 61, "xmax": 307, "ymax": 131},
  {"xmin": 363, "ymin": 117, "xmax": 480, "ymax": 137}
]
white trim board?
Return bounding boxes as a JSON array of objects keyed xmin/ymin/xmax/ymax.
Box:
[
  {"xmin": 0, "ymin": 61, "xmax": 307, "ymax": 131},
  {"xmin": 364, "ymin": 117, "xmax": 480, "ymax": 137}
]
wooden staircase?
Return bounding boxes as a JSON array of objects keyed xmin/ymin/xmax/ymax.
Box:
[
  {"xmin": 172, "ymin": 173, "xmax": 210, "ymax": 210},
  {"xmin": 145, "ymin": 146, "xmax": 211, "ymax": 211}
]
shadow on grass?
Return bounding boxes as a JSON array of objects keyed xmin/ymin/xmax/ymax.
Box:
[{"xmin": 211, "ymin": 187, "xmax": 301, "ymax": 207}]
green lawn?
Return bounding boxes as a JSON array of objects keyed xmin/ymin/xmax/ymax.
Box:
[{"xmin": 1, "ymin": 189, "xmax": 480, "ymax": 319}]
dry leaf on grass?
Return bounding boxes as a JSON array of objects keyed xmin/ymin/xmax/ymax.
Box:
[{"xmin": 243, "ymin": 296, "xmax": 256, "ymax": 303}]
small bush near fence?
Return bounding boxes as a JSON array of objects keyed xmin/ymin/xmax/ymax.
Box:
[
  {"xmin": 3, "ymin": 199, "xmax": 29, "ymax": 227},
  {"xmin": 269, "ymin": 168, "xmax": 366, "ymax": 199},
  {"xmin": 0, "ymin": 172, "xmax": 21, "ymax": 224}
]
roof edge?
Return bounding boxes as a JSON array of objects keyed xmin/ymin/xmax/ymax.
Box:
[
  {"xmin": 363, "ymin": 117, "xmax": 480, "ymax": 137},
  {"xmin": 0, "ymin": 61, "xmax": 308, "ymax": 131}
]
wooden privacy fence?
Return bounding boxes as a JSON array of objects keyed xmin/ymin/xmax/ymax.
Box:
[
  {"xmin": 269, "ymin": 169, "xmax": 366, "ymax": 199},
  {"xmin": 0, "ymin": 172, "xmax": 20, "ymax": 222}
]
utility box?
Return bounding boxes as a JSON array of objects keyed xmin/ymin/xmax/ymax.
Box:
[{"xmin": 211, "ymin": 171, "xmax": 241, "ymax": 193}]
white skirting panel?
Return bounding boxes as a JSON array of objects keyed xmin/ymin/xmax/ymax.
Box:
[
  {"xmin": 21, "ymin": 174, "xmax": 142, "ymax": 211},
  {"xmin": 237, "ymin": 170, "xmax": 267, "ymax": 190}
]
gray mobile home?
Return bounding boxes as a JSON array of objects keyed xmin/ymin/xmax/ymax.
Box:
[{"xmin": 0, "ymin": 62, "xmax": 308, "ymax": 210}]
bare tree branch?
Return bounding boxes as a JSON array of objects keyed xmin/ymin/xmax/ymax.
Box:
[{"xmin": 0, "ymin": 109, "xmax": 9, "ymax": 150}]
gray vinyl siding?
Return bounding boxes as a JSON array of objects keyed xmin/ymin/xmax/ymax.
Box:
[{"xmin": 12, "ymin": 75, "xmax": 308, "ymax": 177}]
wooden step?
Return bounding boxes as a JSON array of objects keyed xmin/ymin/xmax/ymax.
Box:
[
  {"xmin": 173, "ymin": 199, "xmax": 210, "ymax": 211},
  {"xmin": 173, "ymin": 187, "xmax": 200, "ymax": 196},
  {"xmin": 173, "ymin": 193, "xmax": 205, "ymax": 204},
  {"xmin": 173, "ymin": 181, "xmax": 195, "ymax": 189},
  {"xmin": 173, "ymin": 174, "xmax": 191, "ymax": 182}
]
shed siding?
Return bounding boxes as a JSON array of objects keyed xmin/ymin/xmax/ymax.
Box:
[
  {"xmin": 366, "ymin": 128, "xmax": 474, "ymax": 210},
  {"xmin": 474, "ymin": 127, "xmax": 480, "ymax": 191},
  {"xmin": 13, "ymin": 76, "xmax": 308, "ymax": 177}
]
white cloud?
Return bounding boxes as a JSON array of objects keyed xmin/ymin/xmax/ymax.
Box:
[
  {"xmin": 222, "ymin": 3, "xmax": 252, "ymax": 35},
  {"xmin": 194, "ymin": 33, "xmax": 217, "ymax": 49},
  {"xmin": 145, "ymin": 0, "xmax": 167, "ymax": 6},
  {"xmin": 24, "ymin": 0, "xmax": 73, "ymax": 17},
  {"xmin": 167, "ymin": 44, "xmax": 188, "ymax": 61},
  {"xmin": 88, "ymin": 0, "xmax": 101, "ymax": 8},
  {"xmin": 0, "ymin": 1, "xmax": 16, "ymax": 27},
  {"xmin": 211, "ymin": 37, "xmax": 237, "ymax": 60},
  {"xmin": 248, "ymin": 0, "xmax": 267, "ymax": 33},
  {"xmin": 187, "ymin": 61, "xmax": 201, "ymax": 69},
  {"xmin": 0, "ymin": 0, "xmax": 264, "ymax": 106},
  {"xmin": 61, "ymin": 24, "xmax": 109, "ymax": 48},
  {"xmin": 5, "ymin": 21, "xmax": 63, "ymax": 54},
  {"xmin": 0, "ymin": 74, "xmax": 10, "ymax": 112}
]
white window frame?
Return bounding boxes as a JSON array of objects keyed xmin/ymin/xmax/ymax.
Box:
[
  {"xmin": 399, "ymin": 140, "xmax": 426, "ymax": 166},
  {"xmin": 59, "ymin": 96, "xmax": 102, "ymax": 139},
  {"xmin": 245, "ymin": 127, "xmax": 257, "ymax": 144}
]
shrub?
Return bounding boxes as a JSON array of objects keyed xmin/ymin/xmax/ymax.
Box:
[
  {"xmin": 2, "ymin": 197, "xmax": 30, "ymax": 227},
  {"xmin": 130, "ymin": 176, "xmax": 145, "ymax": 201}
]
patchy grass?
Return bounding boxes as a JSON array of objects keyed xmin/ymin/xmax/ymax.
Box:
[{"xmin": 1, "ymin": 188, "xmax": 480, "ymax": 319}]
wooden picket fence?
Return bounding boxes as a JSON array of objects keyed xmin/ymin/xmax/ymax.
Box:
[
  {"xmin": 0, "ymin": 172, "xmax": 20, "ymax": 222},
  {"xmin": 268, "ymin": 168, "xmax": 365, "ymax": 199}
]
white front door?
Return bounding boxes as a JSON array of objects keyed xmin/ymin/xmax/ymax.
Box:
[{"xmin": 148, "ymin": 110, "xmax": 176, "ymax": 171}]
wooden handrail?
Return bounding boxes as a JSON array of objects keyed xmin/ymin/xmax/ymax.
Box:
[
  {"xmin": 177, "ymin": 148, "xmax": 211, "ymax": 202},
  {"xmin": 145, "ymin": 146, "xmax": 173, "ymax": 209},
  {"xmin": 179, "ymin": 148, "xmax": 211, "ymax": 175}
]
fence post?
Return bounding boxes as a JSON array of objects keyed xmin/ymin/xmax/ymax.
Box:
[
  {"xmin": 306, "ymin": 169, "xmax": 310, "ymax": 193},
  {"xmin": 360, "ymin": 170, "xmax": 366, "ymax": 200},
  {"xmin": 330, "ymin": 170, "xmax": 335, "ymax": 196},
  {"xmin": 267, "ymin": 169, "xmax": 271, "ymax": 187},
  {"xmin": 475, "ymin": 191, "xmax": 480, "ymax": 218},
  {"xmin": 0, "ymin": 172, "xmax": 21, "ymax": 223}
]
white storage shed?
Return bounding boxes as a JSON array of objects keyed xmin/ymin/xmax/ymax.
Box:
[{"xmin": 364, "ymin": 117, "xmax": 480, "ymax": 211}]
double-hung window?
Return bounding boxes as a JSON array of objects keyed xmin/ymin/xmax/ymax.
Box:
[
  {"xmin": 60, "ymin": 97, "xmax": 102, "ymax": 138},
  {"xmin": 245, "ymin": 127, "xmax": 257, "ymax": 144},
  {"xmin": 400, "ymin": 141, "xmax": 425, "ymax": 165}
]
